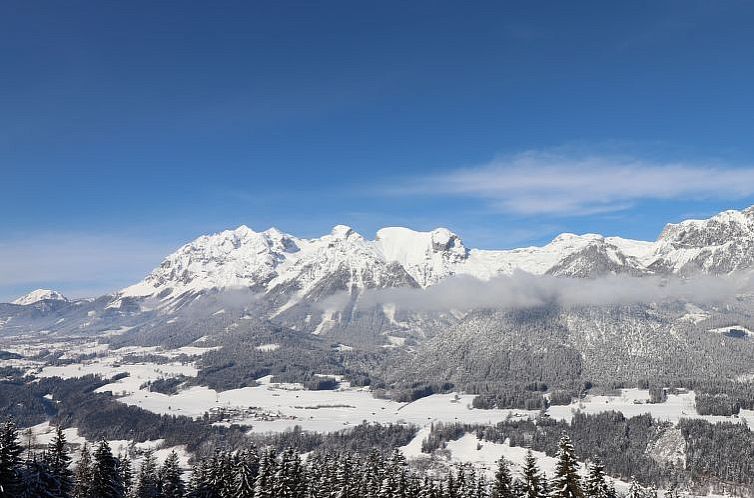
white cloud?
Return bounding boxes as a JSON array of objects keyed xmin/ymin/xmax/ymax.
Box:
[
  {"xmin": 320, "ymin": 271, "xmax": 754, "ymax": 313},
  {"xmin": 0, "ymin": 233, "xmax": 173, "ymax": 302},
  {"xmin": 399, "ymin": 151, "xmax": 754, "ymax": 215}
]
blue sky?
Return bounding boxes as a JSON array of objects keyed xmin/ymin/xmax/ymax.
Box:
[{"xmin": 4, "ymin": 1, "xmax": 754, "ymax": 300}]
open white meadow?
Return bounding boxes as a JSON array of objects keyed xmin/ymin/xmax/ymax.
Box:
[{"xmin": 548, "ymin": 388, "xmax": 754, "ymax": 427}]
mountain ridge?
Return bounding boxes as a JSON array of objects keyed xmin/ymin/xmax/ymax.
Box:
[
  {"xmin": 106, "ymin": 205, "xmax": 754, "ymax": 307},
  {"xmin": 5, "ymin": 207, "xmax": 754, "ymax": 396},
  {"xmin": 8, "ymin": 205, "xmax": 754, "ymax": 319}
]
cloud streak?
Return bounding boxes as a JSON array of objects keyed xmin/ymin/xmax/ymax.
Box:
[
  {"xmin": 322, "ymin": 271, "xmax": 754, "ymax": 313},
  {"xmin": 396, "ymin": 151, "xmax": 754, "ymax": 216}
]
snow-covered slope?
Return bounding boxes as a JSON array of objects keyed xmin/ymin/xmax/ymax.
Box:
[
  {"xmin": 12, "ymin": 289, "xmax": 68, "ymax": 306},
  {"xmin": 374, "ymin": 227, "xmax": 468, "ymax": 286},
  {"xmin": 649, "ymin": 207, "xmax": 754, "ymax": 274},
  {"xmin": 462, "ymin": 233, "xmax": 654, "ymax": 278},
  {"xmin": 267, "ymin": 225, "xmax": 417, "ymax": 300},
  {"xmin": 121, "ymin": 226, "xmax": 303, "ymax": 299}
]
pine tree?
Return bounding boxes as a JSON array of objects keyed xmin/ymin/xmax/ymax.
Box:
[
  {"xmin": 73, "ymin": 443, "xmax": 93, "ymax": 498},
  {"xmin": 0, "ymin": 420, "xmax": 23, "ymax": 498},
  {"xmin": 217, "ymin": 451, "xmax": 236, "ymax": 498},
  {"xmin": 473, "ymin": 473, "xmax": 488, "ymax": 498},
  {"xmin": 334, "ymin": 453, "xmax": 354, "ymax": 498},
  {"xmin": 160, "ymin": 450, "xmax": 185, "ymax": 498},
  {"xmin": 407, "ymin": 473, "xmax": 422, "ymax": 498},
  {"xmin": 47, "ymin": 426, "xmax": 74, "ymax": 498},
  {"xmin": 119, "ymin": 454, "xmax": 134, "ymax": 498},
  {"xmin": 521, "ymin": 450, "xmax": 542, "ymax": 498},
  {"xmin": 20, "ymin": 453, "xmax": 59, "ymax": 498},
  {"xmin": 464, "ymin": 465, "xmax": 478, "ymax": 498},
  {"xmin": 435, "ymin": 481, "xmax": 446, "ymax": 498},
  {"xmin": 234, "ymin": 449, "xmax": 257, "ymax": 498},
  {"xmin": 446, "ymin": 472, "xmax": 457, "ymax": 498},
  {"xmin": 418, "ymin": 476, "xmax": 435, "ymax": 498},
  {"xmin": 538, "ymin": 473, "xmax": 550, "ymax": 498},
  {"xmin": 271, "ymin": 450, "xmax": 286, "ymax": 498},
  {"xmin": 306, "ymin": 453, "xmax": 327, "ymax": 498},
  {"xmin": 187, "ymin": 459, "xmax": 217, "ymax": 498},
  {"xmin": 389, "ymin": 449, "xmax": 408, "ymax": 498},
  {"xmin": 253, "ymin": 448, "xmax": 277, "ymax": 498},
  {"xmin": 583, "ymin": 460, "xmax": 610, "ymax": 498},
  {"xmin": 626, "ymin": 478, "xmax": 643, "ymax": 498},
  {"xmin": 288, "ymin": 450, "xmax": 306, "ymax": 498},
  {"xmin": 135, "ymin": 450, "xmax": 160, "ymax": 498},
  {"xmin": 361, "ymin": 449, "xmax": 382, "ymax": 498},
  {"xmin": 665, "ymin": 473, "xmax": 679, "ymax": 498},
  {"xmin": 91, "ymin": 440, "xmax": 125, "ymax": 498},
  {"xmin": 377, "ymin": 475, "xmax": 396, "ymax": 498},
  {"xmin": 492, "ymin": 457, "xmax": 514, "ymax": 498},
  {"xmin": 454, "ymin": 466, "xmax": 467, "ymax": 498},
  {"xmin": 191, "ymin": 450, "xmax": 231, "ymax": 498},
  {"xmin": 551, "ymin": 434, "xmax": 583, "ymax": 498},
  {"xmin": 272, "ymin": 448, "xmax": 295, "ymax": 498}
]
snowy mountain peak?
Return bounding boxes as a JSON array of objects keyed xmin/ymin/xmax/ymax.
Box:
[
  {"xmin": 647, "ymin": 205, "xmax": 754, "ymax": 274},
  {"xmin": 551, "ymin": 233, "xmax": 603, "ymax": 244},
  {"xmin": 374, "ymin": 227, "xmax": 468, "ymax": 287},
  {"xmin": 330, "ymin": 225, "xmax": 361, "ymax": 241},
  {"xmin": 430, "ymin": 228, "xmax": 466, "ymax": 253},
  {"xmin": 12, "ymin": 289, "xmax": 68, "ymax": 306},
  {"xmin": 658, "ymin": 207, "xmax": 754, "ymax": 247},
  {"xmin": 120, "ymin": 225, "xmax": 302, "ymax": 299},
  {"xmin": 231, "ymin": 224, "xmax": 255, "ymax": 237}
]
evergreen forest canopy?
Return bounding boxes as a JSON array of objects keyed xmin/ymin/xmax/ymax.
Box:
[{"xmin": 0, "ymin": 418, "xmax": 665, "ymax": 498}]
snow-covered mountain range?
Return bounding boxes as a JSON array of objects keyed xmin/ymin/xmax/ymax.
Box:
[
  {"xmin": 5, "ymin": 206, "xmax": 754, "ymax": 392},
  {"xmin": 5, "ymin": 205, "xmax": 754, "ymax": 344},
  {"xmin": 116, "ymin": 205, "xmax": 754, "ymax": 305}
]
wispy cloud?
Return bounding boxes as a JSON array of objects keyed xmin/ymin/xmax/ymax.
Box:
[
  {"xmin": 321, "ymin": 271, "xmax": 754, "ymax": 313},
  {"xmin": 395, "ymin": 151, "xmax": 754, "ymax": 216},
  {"xmin": 0, "ymin": 233, "xmax": 173, "ymax": 302}
]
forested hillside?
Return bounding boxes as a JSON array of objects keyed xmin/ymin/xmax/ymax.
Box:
[{"xmin": 0, "ymin": 419, "xmax": 665, "ymax": 498}]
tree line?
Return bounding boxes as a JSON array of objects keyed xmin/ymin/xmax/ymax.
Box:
[{"xmin": 0, "ymin": 418, "xmax": 668, "ymax": 498}]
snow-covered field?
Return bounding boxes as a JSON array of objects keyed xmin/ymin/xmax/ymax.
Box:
[
  {"xmin": 118, "ymin": 375, "xmax": 539, "ymax": 433},
  {"xmin": 18, "ymin": 339, "xmax": 538, "ymax": 434},
  {"xmin": 402, "ymin": 431, "xmax": 632, "ymax": 493},
  {"xmin": 548, "ymin": 388, "xmax": 754, "ymax": 427},
  {"xmin": 444, "ymin": 434, "xmax": 631, "ymax": 492},
  {"xmin": 29, "ymin": 421, "xmax": 191, "ymax": 469},
  {"xmin": 708, "ymin": 325, "xmax": 753, "ymax": 337},
  {"xmin": 37, "ymin": 353, "xmax": 198, "ymax": 397},
  {"xmin": 21, "ymin": 338, "xmax": 754, "ymax": 436}
]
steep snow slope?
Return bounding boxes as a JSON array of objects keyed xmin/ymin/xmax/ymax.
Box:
[
  {"xmin": 121, "ymin": 226, "xmax": 302, "ymax": 299},
  {"xmin": 650, "ymin": 207, "xmax": 754, "ymax": 274},
  {"xmin": 12, "ymin": 289, "xmax": 68, "ymax": 306},
  {"xmin": 464, "ymin": 233, "xmax": 653, "ymax": 278},
  {"xmin": 374, "ymin": 227, "xmax": 468, "ymax": 286},
  {"xmin": 267, "ymin": 225, "xmax": 418, "ymax": 299}
]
